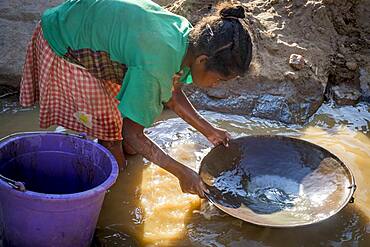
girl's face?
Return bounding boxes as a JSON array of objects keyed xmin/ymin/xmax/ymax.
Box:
[{"xmin": 190, "ymin": 55, "xmax": 236, "ymax": 88}]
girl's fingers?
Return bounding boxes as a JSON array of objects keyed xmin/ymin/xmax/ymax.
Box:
[
  {"xmin": 221, "ymin": 135, "xmax": 230, "ymax": 147},
  {"xmin": 200, "ymin": 181, "xmax": 210, "ymax": 194},
  {"xmin": 226, "ymin": 132, "xmax": 232, "ymax": 139},
  {"xmin": 223, "ymin": 137, "xmax": 229, "ymax": 147},
  {"xmin": 198, "ymin": 188, "xmax": 205, "ymax": 198}
]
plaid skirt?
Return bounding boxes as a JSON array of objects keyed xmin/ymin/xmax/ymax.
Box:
[{"xmin": 20, "ymin": 24, "xmax": 124, "ymax": 141}]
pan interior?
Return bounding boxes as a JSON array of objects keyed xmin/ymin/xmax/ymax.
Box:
[{"xmin": 200, "ymin": 136, "xmax": 355, "ymax": 227}]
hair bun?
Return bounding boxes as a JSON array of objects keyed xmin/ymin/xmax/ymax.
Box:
[{"xmin": 219, "ymin": 4, "xmax": 245, "ymax": 19}]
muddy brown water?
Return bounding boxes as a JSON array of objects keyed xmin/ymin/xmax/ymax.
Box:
[{"xmin": 1, "ymin": 99, "xmax": 370, "ymax": 246}]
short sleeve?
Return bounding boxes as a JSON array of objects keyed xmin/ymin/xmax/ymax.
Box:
[
  {"xmin": 116, "ymin": 67, "xmax": 163, "ymax": 128},
  {"xmin": 180, "ymin": 66, "xmax": 193, "ymax": 84}
]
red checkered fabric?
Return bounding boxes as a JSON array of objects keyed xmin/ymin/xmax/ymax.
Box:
[{"xmin": 20, "ymin": 24, "xmax": 123, "ymax": 141}]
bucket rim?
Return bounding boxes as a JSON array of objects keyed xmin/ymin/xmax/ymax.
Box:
[{"xmin": 0, "ymin": 131, "xmax": 119, "ymax": 201}]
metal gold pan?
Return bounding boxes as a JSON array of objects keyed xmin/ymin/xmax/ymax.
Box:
[{"xmin": 199, "ymin": 135, "xmax": 356, "ymax": 227}]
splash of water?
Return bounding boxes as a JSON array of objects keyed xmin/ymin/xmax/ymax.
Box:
[{"xmin": 310, "ymin": 102, "xmax": 370, "ymax": 133}]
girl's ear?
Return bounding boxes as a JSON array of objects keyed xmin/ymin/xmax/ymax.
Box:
[{"xmin": 195, "ymin": 54, "xmax": 209, "ymax": 65}]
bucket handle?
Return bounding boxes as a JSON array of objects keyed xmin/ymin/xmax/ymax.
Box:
[
  {"xmin": 0, "ymin": 174, "xmax": 26, "ymax": 192},
  {"xmin": 348, "ymin": 184, "xmax": 357, "ymax": 203}
]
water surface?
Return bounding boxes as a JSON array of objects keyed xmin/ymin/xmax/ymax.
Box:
[{"xmin": 1, "ymin": 98, "xmax": 369, "ymax": 246}]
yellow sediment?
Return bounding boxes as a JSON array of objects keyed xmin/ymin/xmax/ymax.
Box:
[
  {"xmin": 300, "ymin": 126, "xmax": 370, "ymax": 218},
  {"xmin": 140, "ymin": 143, "xmax": 202, "ymax": 245}
]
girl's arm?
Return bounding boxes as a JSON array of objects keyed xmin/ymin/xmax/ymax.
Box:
[
  {"xmin": 122, "ymin": 117, "xmax": 206, "ymax": 197},
  {"xmin": 165, "ymin": 81, "xmax": 230, "ymax": 147}
]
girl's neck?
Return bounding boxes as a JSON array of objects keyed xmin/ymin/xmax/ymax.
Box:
[{"xmin": 181, "ymin": 47, "xmax": 194, "ymax": 69}]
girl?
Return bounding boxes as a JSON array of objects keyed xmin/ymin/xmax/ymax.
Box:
[{"xmin": 20, "ymin": 0, "xmax": 252, "ymax": 198}]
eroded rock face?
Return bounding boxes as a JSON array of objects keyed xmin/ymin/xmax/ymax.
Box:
[
  {"xmin": 324, "ymin": 0, "xmax": 369, "ymax": 105},
  {"xmin": 167, "ymin": 0, "xmax": 370, "ymax": 124},
  {"xmin": 0, "ymin": 0, "xmax": 369, "ymax": 124}
]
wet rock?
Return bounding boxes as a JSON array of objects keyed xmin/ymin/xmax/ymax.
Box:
[
  {"xmin": 205, "ymin": 88, "xmax": 229, "ymax": 99},
  {"xmin": 359, "ymin": 67, "xmax": 370, "ymax": 101},
  {"xmin": 184, "ymin": 86, "xmax": 315, "ymax": 124},
  {"xmin": 185, "ymin": 88, "xmax": 258, "ymax": 115},
  {"xmin": 289, "ymin": 54, "xmax": 305, "ymax": 70},
  {"xmin": 252, "ymin": 95, "xmax": 292, "ymax": 123},
  {"xmin": 0, "ymin": 85, "xmax": 18, "ymax": 98},
  {"xmin": 0, "ymin": 94, "xmax": 22, "ymax": 114},
  {"xmin": 331, "ymin": 84, "xmax": 361, "ymax": 106},
  {"xmin": 346, "ymin": 62, "xmax": 358, "ymax": 71}
]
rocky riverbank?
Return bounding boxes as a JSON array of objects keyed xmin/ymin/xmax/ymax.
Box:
[{"xmin": 0, "ymin": 0, "xmax": 369, "ymax": 124}]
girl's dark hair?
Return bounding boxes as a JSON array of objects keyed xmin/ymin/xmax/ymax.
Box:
[{"xmin": 188, "ymin": 2, "xmax": 253, "ymax": 77}]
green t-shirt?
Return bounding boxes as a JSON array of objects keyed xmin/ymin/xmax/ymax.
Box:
[{"xmin": 41, "ymin": 0, "xmax": 193, "ymax": 127}]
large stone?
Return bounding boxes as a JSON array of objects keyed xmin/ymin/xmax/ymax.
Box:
[
  {"xmin": 185, "ymin": 87, "xmax": 316, "ymax": 124},
  {"xmin": 0, "ymin": 0, "xmax": 186, "ymax": 88},
  {"xmin": 0, "ymin": 19, "xmax": 36, "ymax": 87},
  {"xmin": 0, "ymin": 0, "xmax": 63, "ymax": 87},
  {"xmin": 185, "ymin": 87, "xmax": 258, "ymax": 116}
]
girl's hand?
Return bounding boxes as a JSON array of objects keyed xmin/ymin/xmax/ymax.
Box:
[
  {"xmin": 206, "ymin": 126, "xmax": 231, "ymax": 147},
  {"xmin": 177, "ymin": 166, "xmax": 208, "ymax": 198}
]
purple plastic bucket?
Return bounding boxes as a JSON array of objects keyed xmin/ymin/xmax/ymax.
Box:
[{"xmin": 0, "ymin": 132, "xmax": 119, "ymax": 247}]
